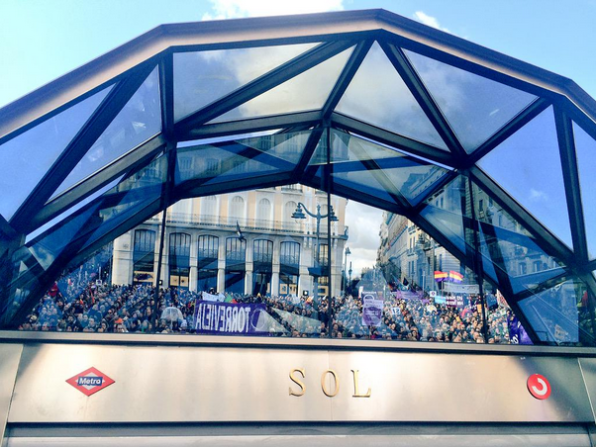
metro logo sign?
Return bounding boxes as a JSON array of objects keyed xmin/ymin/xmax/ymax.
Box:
[
  {"xmin": 66, "ymin": 367, "xmax": 115, "ymax": 396},
  {"xmin": 527, "ymin": 373, "xmax": 551, "ymax": 400}
]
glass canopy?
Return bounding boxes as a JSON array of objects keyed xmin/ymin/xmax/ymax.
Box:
[{"xmin": 1, "ymin": 9, "xmax": 596, "ymax": 347}]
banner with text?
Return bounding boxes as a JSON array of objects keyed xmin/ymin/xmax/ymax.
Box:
[{"xmin": 194, "ymin": 301, "xmax": 268, "ymax": 335}]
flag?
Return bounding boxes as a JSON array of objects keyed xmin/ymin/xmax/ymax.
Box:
[
  {"xmin": 434, "ymin": 271, "xmax": 448, "ymax": 282},
  {"xmin": 449, "ymin": 271, "xmax": 464, "ymax": 283},
  {"xmin": 496, "ymin": 290, "xmax": 509, "ymax": 308}
]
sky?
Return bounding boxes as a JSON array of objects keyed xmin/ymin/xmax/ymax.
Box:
[{"xmin": 1, "ymin": 0, "xmax": 596, "ymax": 277}]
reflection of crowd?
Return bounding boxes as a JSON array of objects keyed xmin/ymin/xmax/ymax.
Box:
[{"xmin": 19, "ymin": 274, "xmax": 513, "ymax": 344}]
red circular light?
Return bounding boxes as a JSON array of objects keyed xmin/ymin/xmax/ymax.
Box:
[{"xmin": 527, "ymin": 374, "xmax": 551, "ymax": 400}]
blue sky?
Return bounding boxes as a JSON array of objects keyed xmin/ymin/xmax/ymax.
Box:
[{"xmin": 1, "ymin": 0, "xmax": 595, "ymax": 108}]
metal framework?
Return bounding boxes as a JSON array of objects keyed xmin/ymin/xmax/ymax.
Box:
[{"xmin": 1, "ymin": 9, "xmax": 596, "ymax": 346}]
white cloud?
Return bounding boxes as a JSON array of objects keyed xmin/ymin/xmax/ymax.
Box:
[
  {"xmin": 203, "ymin": 0, "xmax": 344, "ymax": 20},
  {"xmin": 413, "ymin": 11, "xmax": 450, "ymax": 33},
  {"xmin": 529, "ymin": 188, "xmax": 548, "ymax": 201}
]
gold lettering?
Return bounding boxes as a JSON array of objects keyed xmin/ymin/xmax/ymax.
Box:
[
  {"xmin": 289, "ymin": 368, "xmax": 306, "ymax": 397},
  {"xmin": 321, "ymin": 369, "xmax": 339, "ymax": 397},
  {"xmin": 351, "ymin": 369, "xmax": 371, "ymax": 398}
]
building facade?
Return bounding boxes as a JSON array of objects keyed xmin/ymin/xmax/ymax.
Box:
[{"xmin": 111, "ymin": 186, "xmax": 348, "ymax": 298}]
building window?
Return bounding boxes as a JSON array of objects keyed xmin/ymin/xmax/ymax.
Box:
[
  {"xmin": 133, "ymin": 229, "xmax": 155, "ymax": 285},
  {"xmin": 169, "ymin": 233, "xmax": 191, "ymax": 289},
  {"xmin": 257, "ymin": 198, "xmax": 272, "ymax": 227},
  {"xmin": 280, "ymin": 241, "xmax": 300, "ymax": 296},
  {"xmin": 225, "ymin": 237, "xmax": 246, "ymax": 294},
  {"xmin": 253, "ymin": 239, "xmax": 273, "ymax": 295},
  {"xmin": 198, "ymin": 235, "xmax": 219, "ymax": 292},
  {"xmin": 284, "ymin": 201, "xmax": 298, "ymax": 230},
  {"xmin": 200, "ymin": 196, "xmax": 217, "ymax": 224},
  {"xmin": 229, "ymin": 196, "xmax": 245, "ymax": 223}
]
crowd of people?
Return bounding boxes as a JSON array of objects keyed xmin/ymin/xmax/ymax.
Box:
[{"xmin": 19, "ymin": 268, "xmax": 516, "ymax": 344}]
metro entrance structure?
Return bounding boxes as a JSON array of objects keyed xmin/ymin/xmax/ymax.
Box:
[{"xmin": 2, "ymin": 9, "xmax": 596, "ymax": 446}]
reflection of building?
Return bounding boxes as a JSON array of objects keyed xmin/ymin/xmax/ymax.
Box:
[
  {"xmin": 378, "ymin": 212, "xmax": 460, "ymax": 291},
  {"xmin": 111, "ymin": 186, "xmax": 348, "ymax": 297}
]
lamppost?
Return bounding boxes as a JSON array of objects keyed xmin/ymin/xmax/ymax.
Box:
[
  {"xmin": 343, "ymin": 247, "xmax": 351, "ymax": 294},
  {"xmin": 291, "ymin": 202, "xmax": 338, "ymax": 299}
]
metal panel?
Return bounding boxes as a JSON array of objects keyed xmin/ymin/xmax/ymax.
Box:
[
  {"xmin": 579, "ymin": 358, "xmax": 596, "ymax": 423},
  {"xmin": 0, "ymin": 344, "xmax": 23, "ymax": 445},
  {"xmin": 8, "ymin": 344, "xmax": 593, "ymax": 424},
  {"xmin": 5, "ymin": 432, "xmax": 592, "ymax": 447}
]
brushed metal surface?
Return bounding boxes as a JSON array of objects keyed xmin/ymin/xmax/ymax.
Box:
[
  {"xmin": 7, "ymin": 344, "xmax": 593, "ymax": 423},
  {"xmin": 5, "ymin": 434, "xmax": 592, "ymax": 447},
  {"xmin": 0, "ymin": 344, "xmax": 23, "ymax": 444}
]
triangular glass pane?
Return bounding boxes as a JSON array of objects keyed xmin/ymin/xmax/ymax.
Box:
[
  {"xmin": 210, "ymin": 47, "xmax": 354, "ymax": 123},
  {"xmin": 518, "ymin": 278, "xmax": 593, "ymax": 345},
  {"xmin": 26, "ymin": 175, "xmax": 124, "ymax": 244},
  {"xmin": 174, "ymin": 43, "xmax": 318, "ymax": 121},
  {"xmin": 331, "ymin": 169, "xmax": 400, "ymax": 205},
  {"xmin": 419, "ymin": 176, "xmax": 471, "ymax": 254},
  {"xmin": 335, "ymin": 42, "xmax": 447, "ymax": 150},
  {"xmin": 477, "ymin": 107, "xmax": 573, "ymax": 248},
  {"xmin": 404, "ymin": 49, "xmax": 537, "ymax": 153},
  {"xmin": 472, "ymin": 181, "xmax": 565, "ymax": 294},
  {"xmin": 310, "ymin": 129, "xmax": 412, "ymax": 165},
  {"xmin": 572, "ymin": 121, "xmax": 596, "ymax": 259},
  {"xmin": 51, "ymin": 67, "xmax": 162, "ymax": 200},
  {"xmin": 0, "ymin": 87, "xmax": 112, "ymax": 220},
  {"xmin": 176, "ymin": 131, "xmax": 310, "ymax": 185}
]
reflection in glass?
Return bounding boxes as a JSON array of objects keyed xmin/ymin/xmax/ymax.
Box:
[
  {"xmin": 174, "ymin": 43, "xmax": 317, "ymax": 121},
  {"xmin": 478, "ymin": 107, "xmax": 573, "ymax": 248},
  {"xmin": 175, "ymin": 130, "xmax": 310, "ymax": 185},
  {"xmin": 311, "ymin": 130, "xmax": 448, "ymax": 205},
  {"xmin": 335, "ymin": 42, "xmax": 447, "ymax": 150},
  {"xmin": 573, "ymin": 122, "xmax": 596, "ymax": 258},
  {"xmin": 51, "ymin": 67, "xmax": 162, "ymax": 199},
  {"xmin": 0, "ymin": 87, "xmax": 112, "ymax": 220},
  {"xmin": 518, "ymin": 278, "xmax": 595, "ymax": 346},
  {"xmin": 210, "ymin": 47, "xmax": 354, "ymax": 123},
  {"xmin": 405, "ymin": 49, "xmax": 536, "ymax": 152},
  {"xmin": 471, "ymin": 181, "xmax": 565, "ymax": 294}
]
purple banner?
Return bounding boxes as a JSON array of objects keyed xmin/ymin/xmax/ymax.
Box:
[{"xmin": 194, "ymin": 301, "xmax": 268, "ymax": 335}]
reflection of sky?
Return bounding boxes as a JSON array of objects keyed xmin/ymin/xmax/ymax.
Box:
[
  {"xmin": 573, "ymin": 122, "xmax": 596, "ymax": 259},
  {"xmin": 211, "ymin": 46, "xmax": 354, "ymax": 122},
  {"xmin": 0, "ymin": 87, "xmax": 111, "ymax": 220},
  {"xmin": 478, "ymin": 107, "xmax": 573, "ymax": 248},
  {"xmin": 336, "ymin": 42, "xmax": 447, "ymax": 150},
  {"xmin": 405, "ymin": 49, "xmax": 536, "ymax": 153},
  {"xmin": 343, "ymin": 200, "xmax": 384, "ymax": 277},
  {"xmin": 174, "ymin": 42, "xmax": 317, "ymax": 121}
]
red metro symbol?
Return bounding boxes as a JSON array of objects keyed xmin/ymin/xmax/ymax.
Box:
[{"xmin": 527, "ymin": 374, "xmax": 551, "ymax": 400}]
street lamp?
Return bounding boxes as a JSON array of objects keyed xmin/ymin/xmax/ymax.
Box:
[
  {"xmin": 343, "ymin": 247, "xmax": 351, "ymax": 294},
  {"xmin": 291, "ymin": 202, "xmax": 338, "ymax": 298}
]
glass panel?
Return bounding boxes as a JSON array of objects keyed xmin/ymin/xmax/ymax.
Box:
[
  {"xmin": 333, "ymin": 198, "xmax": 509, "ymax": 343},
  {"xmin": 175, "ymin": 130, "xmax": 310, "ymax": 185},
  {"xmin": 335, "ymin": 42, "xmax": 447, "ymax": 150},
  {"xmin": 472, "ymin": 181, "xmax": 565, "ymax": 295},
  {"xmin": 404, "ymin": 49, "xmax": 537, "ymax": 153},
  {"xmin": 174, "ymin": 43, "xmax": 317, "ymax": 121},
  {"xmin": 51, "ymin": 67, "xmax": 162, "ymax": 199},
  {"xmin": 419, "ymin": 176, "xmax": 472, "ymax": 254},
  {"xmin": 210, "ymin": 47, "xmax": 354, "ymax": 123},
  {"xmin": 518, "ymin": 278, "xmax": 596, "ymax": 346},
  {"xmin": 18, "ymin": 211, "xmax": 166, "ymax": 333},
  {"xmin": 25, "ymin": 175, "xmax": 125, "ymax": 244},
  {"xmin": 0, "ymin": 87, "xmax": 112, "ymax": 220},
  {"xmin": 312, "ymin": 130, "xmax": 448, "ymax": 205},
  {"xmin": 477, "ymin": 107, "xmax": 573, "ymax": 248},
  {"xmin": 573, "ymin": 121, "xmax": 596, "ymax": 258}
]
